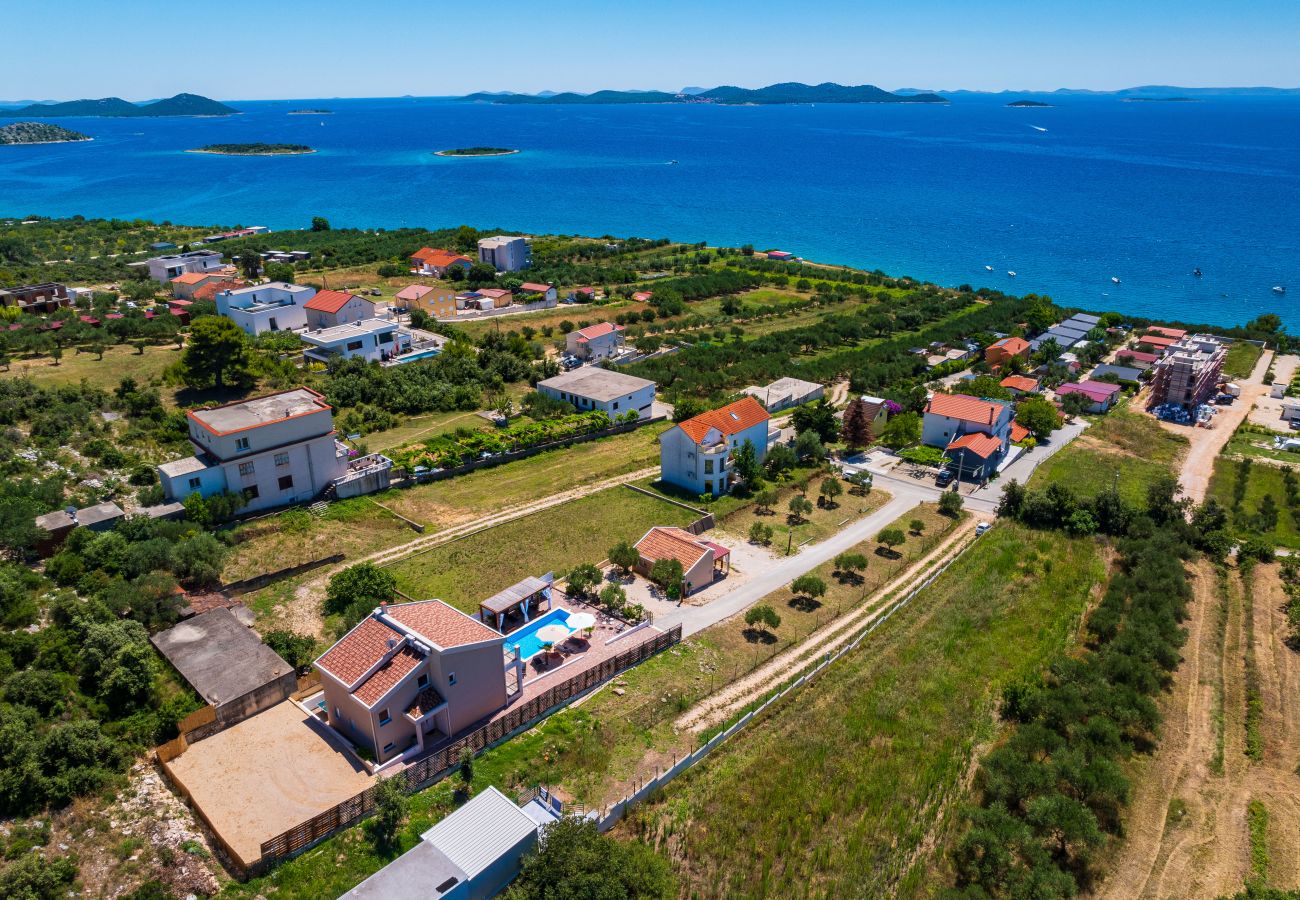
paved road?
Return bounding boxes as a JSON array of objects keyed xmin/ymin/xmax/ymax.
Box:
[
  {"xmin": 657, "ymin": 418, "xmax": 1089, "ymax": 637},
  {"xmin": 1174, "ymin": 348, "xmax": 1273, "ymax": 504}
]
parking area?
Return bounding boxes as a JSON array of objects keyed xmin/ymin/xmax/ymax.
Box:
[
  {"xmin": 162, "ymin": 700, "xmax": 374, "ymax": 870},
  {"xmin": 1250, "ymin": 354, "xmax": 1300, "ymax": 430}
]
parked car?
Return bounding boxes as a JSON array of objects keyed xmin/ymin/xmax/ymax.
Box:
[
  {"xmin": 935, "ymin": 468, "xmax": 956, "ymax": 487},
  {"xmin": 975, "ymin": 522, "xmax": 991, "ymax": 536}
]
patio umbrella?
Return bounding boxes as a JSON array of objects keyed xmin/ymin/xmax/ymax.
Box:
[
  {"xmin": 536, "ymin": 623, "xmax": 572, "ymax": 646},
  {"xmin": 566, "ymin": 612, "xmax": 596, "ymax": 631}
]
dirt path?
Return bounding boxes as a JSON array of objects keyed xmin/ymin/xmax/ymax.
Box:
[
  {"xmin": 675, "ymin": 519, "xmax": 978, "ymax": 733},
  {"xmin": 1094, "ymin": 561, "xmax": 1300, "ymax": 899},
  {"xmin": 1172, "ymin": 349, "xmax": 1273, "ymax": 504},
  {"xmin": 263, "ymin": 465, "xmax": 661, "ymax": 638}
]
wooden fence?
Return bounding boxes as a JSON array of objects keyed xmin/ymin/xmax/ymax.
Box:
[{"xmin": 256, "ymin": 623, "xmax": 682, "ymax": 870}]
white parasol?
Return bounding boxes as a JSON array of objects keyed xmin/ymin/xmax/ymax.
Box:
[
  {"xmin": 536, "ymin": 623, "xmax": 572, "ymax": 646},
  {"xmin": 566, "ymin": 612, "xmax": 596, "ymax": 631}
]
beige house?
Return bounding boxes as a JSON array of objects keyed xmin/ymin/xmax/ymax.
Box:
[
  {"xmin": 315, "ymin": 600, "xmax": 516, "ymax": 765},
  {"xmin": 634, "ymin": 526, "xmax": 729, "ymax": 596},
  {"xmin": 395, "ymin": 284, "xmax": 456, "ymax": 319},
  {"xmin": 304, "ymin": 289, "xmax": 379, "ymax": 329}
]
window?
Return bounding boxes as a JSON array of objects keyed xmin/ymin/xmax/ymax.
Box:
[
  {"xmin": 378, "ymin": 708, "xmax": 391, "ymax": 726},
  {"xmin": 269, "ymin": 316, "xmax": 278, "ymax": 330},
  {"xmin": 417, "ymin": 674, "xmax": 429, "ymax": 689},
  {"xmin": 346, "ymin": 340, "xmax": 364, "ymax": 352},
  {"xmin": 613, "ymin": 401, "xmax": 620, "ymax": 410},
  {"xmin": 378, "ymin": 332, "xmax": 394, "ymax": 345},
  {"xmin": 238, "ymin": 461, "xmax": 255, "ymax": 477},
  {"xmin": 705, "ymin": 480, "xmax": 713, "ymax": 494},
  {"xmin": 278, "ymin": 475, "xmax": 294, "ymax": 491},
  {"xmin": 448, "ymin": 672, "xmax": 457, "ymax": 686},
  {"xmin": 382, "ymin": 742, "xmax": 395, "ymax": 755},
  {"xmin": 274, "ymin": 452, "xmax": 290, "ymax": 467},
  {"xmin": 704, "ymin": 459, "xmax": 714, "ymax": 475},
  {"xmin": 243, "ymin": 485, "xmax": 260, "ymax": 501},
  {"xmin": 235, "ymin": 437, "xmax": 250, "ymax": 451},
  {"xmin": 188, "ymin": 477, "xmax": 201, "ymax": 490}
]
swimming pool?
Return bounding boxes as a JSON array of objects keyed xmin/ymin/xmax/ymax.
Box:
[
  {"xmin": 504, "ymin": 607, "xmax": 573, "ymax": 661},
  {"xmin": 393, "ymin": 347, "xmax": 441, "ymax": 364}
]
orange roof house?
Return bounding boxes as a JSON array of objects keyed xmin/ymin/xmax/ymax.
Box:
[
  {"xmin": 634, "ymin": 526, "xmax": 729, "ymax": 595},
  {"xmin": 660, "ymin": 396, "xmax": 774, "ymax": 497},
  {"xmin": 410, "ymin": 247, "xmax": 473, "ymax": 274},
  {"xmin": 985, "ymin": 336, "xmax": 1031, "ymax": 368},
  {"xmin": 304, "ymin": 289, "xmax": 360, "ymax": 315},
  {"xmin": 1145, "ymin": 326, "xmax": 1187, "ymax": 339},
  {"xmin": 1000, "ymin": 375, "xmax": 1041, "ymax": 395}
]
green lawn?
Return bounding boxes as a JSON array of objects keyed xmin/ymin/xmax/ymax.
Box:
[
  {"xmin": 718, "ymin": 474, "xmax": 887, "ymax": 554},
  {"xmin": 383, "ymin": 486, "xmax": 697, "ymax": 610},
  {"xmin": 1029, "ymin": 408, "xmax": 1187, "ymax": 505},
  {"xmin": 622, "ymin": 524, "xmax": 1105, "ymax": 897},
  {"xmin": 1222, "ymin": 341, "xmax": 1264, "ymax": 380},
  {"xmin": 2, "ymin": 341, "xmax": 179, "ymax": 391}
]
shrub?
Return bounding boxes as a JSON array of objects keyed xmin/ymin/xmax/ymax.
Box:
[
  {"xmin": 938, "ymin": 490, "xmax": 964, "ymax": 517},
  {"xmin": 608, "ymin": 541, "xmax": 639, "ymax": 575},
  {"xmin": 744, "ymin": 604, "xmax": 781, "ymax": 636},
  {"xmin": 565, "ymin": 563, "xmax": 602, "ymax": 598}
]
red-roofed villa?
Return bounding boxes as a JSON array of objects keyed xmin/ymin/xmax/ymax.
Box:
[
  {"xmin": 565, "ymin": 321, "xmax": 626, "ymax": 361},
  {"xmin": 660, "ymin": 396, "xmax": 773, "ymax": 496},
  {"xmin": 923, "ymin": 392, "xmax": 1016, "ymax": 482}
]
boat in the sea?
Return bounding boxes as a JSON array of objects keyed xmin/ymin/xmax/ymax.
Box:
[
  {"xmin": 1275, "ymin": 285, "xmax": 1287, "ymax": 294},
  {"xmin": 1193, "ymin": 267, "xmax": 1202, "ymax": 277},
  {"xmin": 984, "ymin": 265, "xmax": 994, "ymax": 271},
  {"xmin": 1111, "ymin": 276, "xmax": 1121, "ymax": 284},
  {"xmin": 1007, "ymin": 270, "xmax": 1017, "ymax": 277}
]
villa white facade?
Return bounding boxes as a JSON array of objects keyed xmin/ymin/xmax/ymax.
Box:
[{"xmin": 215, "ymin": 282, "xmax": 315, "ymax": 335}]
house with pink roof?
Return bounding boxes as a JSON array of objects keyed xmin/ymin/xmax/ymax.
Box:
[
  {"xmin": 565, "ymin": 322, "xmax": 626, "ymax": 361},
  {"xmin": 1055, "ymin": 380, "xmax": 1122, "ymax": 413}
]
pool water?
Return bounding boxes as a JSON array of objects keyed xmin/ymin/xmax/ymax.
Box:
[
  {"xmin": 393, "ymin": 347, "xmax": 441, "ymax": 364},
  {"xmin": 504, "ymin": 608, "xmax": 573, "ymax": 661}
]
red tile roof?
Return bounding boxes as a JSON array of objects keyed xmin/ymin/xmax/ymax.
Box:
[
  {"xmin": 193, "ymin": 279, "xmax": 247, "ymax": 301},
  {"xmin": 1138, "ymin": 335, "xmax": 1177, "ymax": 348},
  {"xmin": 573, "ymin": 322, "xmax": 623, "ymax": 342},
  {"xmin": 305, "ymin": 289, "xmax": 365, "ymax": 314},
  {"xmin": 519, "ymin": 282, "xmax": 551, "ymax": 293},
  {"xmin": 477, "ymin": 288, "xmax": 511, "ymax": 299},
  {"xmin": 946, "ymin": 432, "xmax": 1003, "ymax": 459},
  {"xmin": 353, "ymin": 646, "xmax": 423, "ymax": 706},
  {"xmin": 411, "ymin": 248, "xmax": 472, "ymax": 269},
  {"xmin": 1056, "ymin": 381, "xmax": 1121, "ymax": 403},
  {"xmin": 635, "ymin": 527, "xmax": 711, "ymax": 570},
  {"xmin": 1000, "ymin": 375, "xmax": 1040, "ymax": 393},
  {"xmin": 677, "ymin": 395, "xmax": 771, "ymax": 445},
  {"xmin": 317, "ymin": 616, "xmax": 399, "ymax": 685},
  {"xmin": 395, "ymin": 284, "xmax": 434, "ymax": 301},
  {"xmin": 386, "ymin": 600, "xmax": 501, "ymax": 649},
  {"xmin": 631, "ymin": 291, "xmax": 653, "ymax": 302},
  {"xmin": 1116, "ymin": 349, "xmax": 1158, "ymax": 363},
  {"xmin": 925, "ymin": 392, "xmax": 1006, "ymax": 426},
  {"xmin": 1010, "ymin": 422, "xmax": 1031, "ymax": 443},
  {"xmin": 988, "ymin": 336, "xmax": 1030, "ymax": 355},
  {"xmin": 170, "ymin": 272, "xmax": 212, "ymax": 285},
  {"xmin": 1146, "ymin": 326, "xmax": 1186, "ymax": 339}
]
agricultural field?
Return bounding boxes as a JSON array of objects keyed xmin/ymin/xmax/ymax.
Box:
[
  {"xmin": 383, "ymin": 486, "xmax": 697, "ymax": 611},
  {"xmin": 622, "ymin": 524, "xmax": 1105, "ymax": 897},
  {"xmin": 1207, "ymin": 455, "xmax": 1300, "ymax": 548},
  {"xmin": 1029, "ymin": 407, "xmax": 1187, "ymax": 505},
  {"xmin": 1, "ymin": 341, "xmax": 180, "ymax": 392}
]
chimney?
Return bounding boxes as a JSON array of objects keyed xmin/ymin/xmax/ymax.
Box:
[{"xmin": 379, "ymin": 601, "xmax": 388, "ymax": 616}]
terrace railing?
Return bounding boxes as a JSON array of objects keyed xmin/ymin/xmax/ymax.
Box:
[{"xmin": 254, "ymin": 623, "xmax": 682, "ymax": 874}]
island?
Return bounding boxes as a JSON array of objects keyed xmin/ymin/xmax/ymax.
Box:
[
  {"xmin": 434, "ymin": 147, "xmax": 519, "ymax": 157},
  {"xmin": 1007, "ymin": 99, "xmax": 1053, "ymax": 107},
  {"xmin": 0, "ymin": 122, "xmax": 91, "ymax": 145},
  {"xmin": 188, "ymin": 143, "xmax": 315, "ymax": 156},
  {"xmin": 461, "ymin": 81, "xmax": 948, "ymax": 105},
  {"xmin": 1, "ymin": 92, "xmax": 238, "ymax": 118},
  {"xmin": 288, "ymin": 109, "xmax": 332, "ymax": 115}
]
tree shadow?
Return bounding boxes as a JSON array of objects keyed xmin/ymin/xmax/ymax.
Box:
[
  {"xmin": 833, "ymin": 571, "xmax": 864, "ymax": 587},
  {"xmin": 786, "ymin": 515, "xmax": 806, "ymax": 527},
  {"xmin": 173, "ymin": 384, "xmax": 257, "ymax": 407},
  {"xmin": 874, "ymin": 547, "xmax": 903, "ymax": 560},
  {"xmin": 788, "ymin": 595, "xmax": 822, "ymax": 613},
  {"xmin": 742, "ymin": 627, "xmax": 778, "ymax": 645}
]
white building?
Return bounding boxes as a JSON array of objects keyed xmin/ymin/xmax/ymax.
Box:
[
  {"xmin": 741, "ymin": 376, "xmax": 825, "ymax": 413},
  {"xmin": 537, "ymin": 367, "xmax": 656, "ymax": 419},
  {"xmin": 566, "ymin": 322, "xmax": 626, "ymax": 361},
  {"xmin": 518, "ymin": 282, "xmax": 557, "ymax": 303},
  {"xmin": 157, "ymin": 389, "xmax": 349, "ymax": 513},
  {"xmin": 143, "ymin": 250, "xmax": 227, "ymax": 283},
  {"xmin": 659, "ymin": 396, "xmax": 773, "ymax": 497},
  {"xmin": 215, "ymin": 282, "xmax": 315, "ymax": 335},
  {"xmin": 477, "ymin": 235, "xmax": 531, "ymax": 272},
  {"xmin": 300, "ymin": 319, "xmax": 411, "ymax": 364}
]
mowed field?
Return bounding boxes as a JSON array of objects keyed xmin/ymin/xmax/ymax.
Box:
[
  {"xmin": 622, "ymin": 523, "xmax": 1106, "ymax": 898},
  {"xmin": 383, "ymin": 486, "xmax": 697, "ymax": 611},
  {"xmin": 1, "ymin": 342, "xmax": 179, "ymax": 391},
  {"xmin": 1029, "ymin": 407, "xmax": 1188, "ymax": 505}
]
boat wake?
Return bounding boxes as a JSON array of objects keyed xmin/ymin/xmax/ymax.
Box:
[{"xmin": 1029, "ymin": 125, "xmax": 1048, "ymax": 132}]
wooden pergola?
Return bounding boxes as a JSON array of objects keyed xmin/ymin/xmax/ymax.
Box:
[{"xmin": 478, "ymin": 574, "xmax": 554, "ymax": 631}]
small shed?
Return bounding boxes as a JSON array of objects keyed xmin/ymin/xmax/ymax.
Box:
[
  {"xmin": 34, "ymin": 501, "xmax": 125, "ymax": 556},
  {"xmin": 151, "ymin": 607, "xmax": 295, "ymax": 730}
]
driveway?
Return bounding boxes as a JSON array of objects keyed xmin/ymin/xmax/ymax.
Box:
[{"xmin": 1248, "ymin": 353, "xmax": 1298, "ymax": 430}]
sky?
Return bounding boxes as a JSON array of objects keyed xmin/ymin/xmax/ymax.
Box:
[{"xmin": 5, "ymin": 0, "xmax": 1300, "ymax": 101}]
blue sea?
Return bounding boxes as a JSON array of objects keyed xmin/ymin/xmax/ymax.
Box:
[{"xmin": 1, "ymin": 94, "xmax": 1298, "ymax": 327}]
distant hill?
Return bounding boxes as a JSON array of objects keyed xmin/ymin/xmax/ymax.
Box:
[
  {"xmin": 461, "ymin": 82, "xmax": 947, "ymax": 105},
  {"xmin": 2, "ymin": 93, "xmax": 238, "ymax": 118},
  {"xmin": 0, "ymin": 122, "xmax": 91, "ymax": 145}
]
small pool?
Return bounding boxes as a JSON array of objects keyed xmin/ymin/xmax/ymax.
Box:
[
  {"xmin": 504, "ymin": 607, "xmax": 573, "ymax": 661},
  {"xmin": 393, "ymin": 347, "xmax": 441, "ymax": 364}
]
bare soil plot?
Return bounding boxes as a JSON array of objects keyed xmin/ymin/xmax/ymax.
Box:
[{"xmin": 163, "ymin": 701, "xmax": 373, "ymax": 869}]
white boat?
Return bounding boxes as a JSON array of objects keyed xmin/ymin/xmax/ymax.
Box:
[
  {"xmin": 1111, "ymin": 276, "xmax": 1121, "ymax": 284},
  {"xmin": 1030, "ymin": 125, "xmax": 1047, "ymax": 132},
  {"xmin": 984, "ymin": 265, "xmax": 994, "ymax": 271},
  {"xmin": 1007, "ymin": 270, "xmax": 1017, "ymax": 277},
  {"xmin": 1275, "ymin": 285, "xmax": 1287, "ymax": 294}
]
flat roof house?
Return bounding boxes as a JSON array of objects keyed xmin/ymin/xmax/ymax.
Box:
[
  {"xmin": 0, "ymin": 282, "xmax": 71, "ymax": 315},
  {"xmin": 923, "ymin": 392, "xmax": 1015, "ymax": 482},
  {"xmin": 1149, "ymin": 334, "xmax": 1227, "ymax": 410},
  {"xmin": 634, "ymin": 526, "xmax": 730, "ymax": 595},
  {"xmin": 1056, "ymin": 380, "xmax": 1122, "ymax": 413},
  {"xmin": 537, "ymin": 367, "xmax": 656, "ymax": 420},
  {"xmin": 157, "ymin": 388, "xmax": 350, "ymax": 513},
  {"xmin": 151, "ymin": 607, "xmax": 296, "ymax": 729},
  {"xmin": 741, "ymin": 376, "xmax": 825, "ymax": 413},
  {"xmin": 410, "ymin": 247, "xmax": 473, "ymax": 277},
  {"xmin": 215, "ymin": 282, "xmax": 315, "ymax": 335},
  {"xmin": 345, "ymin": 785, "xmax": 559, "ymax": 900},
  {"xmin": 660, "ymin": 395, "xmax": 772, "ymax": 497},
  {"xmin": 143, "ymin": 250, "xmax": 227, "ymax": 283},
  {"xmin": 477, "ymin": 235, "xmax": 531, "ymax": 272},
  {"xmin": 303, "ymin": 289, "xmax": 379, "ymax": 330},
  {"xmin": 316, "ymin": 600, "xmax": 511, "ymax": 765},
  {"xmin": 566, "ymin": 322, "xmax": 625, "ymax": 361},
  {"xmin": 301, "ymin": 319, "xmax": 411, "ymax": 364}
]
